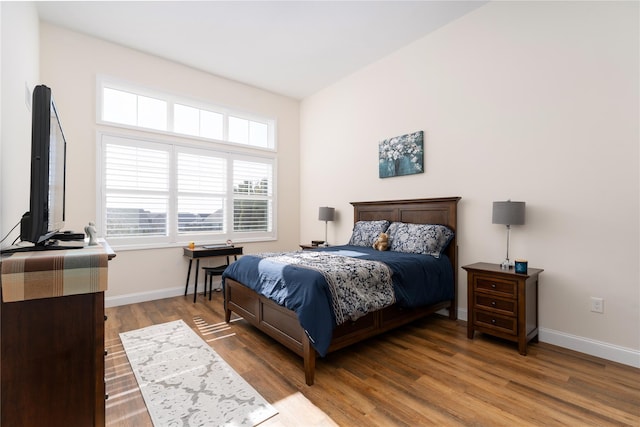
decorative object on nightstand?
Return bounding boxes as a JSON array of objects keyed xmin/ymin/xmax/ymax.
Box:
[
  {"xmin": 492, "ymin": 200, "xmax": 525, "ymax": 269},
  {"xmin": 463, "ymin": 262, "xmax": 543, "ymax": 355},
  {"xmin": 514, "ymin": 259, "xmax": 528, "ymax": 274},
  {"xmin": 318, "ymin": 206, "xmax": 335, "ymax": 246}
]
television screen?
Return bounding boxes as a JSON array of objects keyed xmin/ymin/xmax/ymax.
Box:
[
  {"xmin": 48, "ymin": 97, "xmax": 66, "ymax": 233},
  {"xmin": 20, "ymin": 85, "xmax": 67, "ymax": 245}
]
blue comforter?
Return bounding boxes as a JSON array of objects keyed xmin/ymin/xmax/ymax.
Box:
[{"xmin": 222, "ymin": 245, "xmax": 454, "ymax": 356}]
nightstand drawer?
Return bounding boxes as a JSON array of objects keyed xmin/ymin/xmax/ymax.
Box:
[
  {"xmin": 475, "ymin": 294, "xmax": 516, "ymax": 316},
  {"xmin": 474, "ymin": 310, "xmax": 517, "ymax": 335},
  {"xmin": 474, "ymin": 275, "xmax": 517, "ymax": 297}
]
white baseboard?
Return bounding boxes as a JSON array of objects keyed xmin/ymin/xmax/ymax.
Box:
[
  {"xmin": 539, "ymin": 327, "xmax": 640, "ymax": 368},
  {"xmin": 105, "ymin": 286, "xmax": 187, "ymax": 308},
  {"xmin": 455, "ymin": 307, "xmax": 638, "ymax": 368}
]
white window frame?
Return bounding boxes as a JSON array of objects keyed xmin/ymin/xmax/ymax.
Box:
[
  {"xmin": 96, "ymin": 76, "xmax": 277, "ymax": 151},
  {"xmin": 96, "ymin": 131, "xmax": 277, "ymax": 250}
]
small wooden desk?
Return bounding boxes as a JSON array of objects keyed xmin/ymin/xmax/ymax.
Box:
[{"xmin": 183, "ymin": 245, "xmax": 243, "ymax": 302}]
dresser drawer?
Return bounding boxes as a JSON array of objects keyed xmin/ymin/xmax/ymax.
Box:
[
  {"xmin": 475, "ymin": 294, "xmax": 516, "ymax": 316},
  {"xmin": 474, "ymin": 275, "xmax": 517, "ymax": 297},
  {"xmin": 474, "ymin": 310, "xmax": 517, "ymax": 335}
]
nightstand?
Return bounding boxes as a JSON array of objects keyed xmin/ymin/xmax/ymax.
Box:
[
  {"xmin": 463, "ymin": 262, "xmax": 543, "ymax": 355},
  {"xmin": 299, "ymin": 244, "xmax": 319, "ymax": 250}
]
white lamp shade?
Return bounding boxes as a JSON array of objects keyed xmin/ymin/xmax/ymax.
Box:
[
  {"xmin": 318, "ymin": 207, "xmax": 335, "ymax": 221},
  {"xmin": 492, "ymin": 201, "xmax": 525, "ymax": 226}
]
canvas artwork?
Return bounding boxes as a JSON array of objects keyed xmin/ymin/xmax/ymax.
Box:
[{"xmin": 378, "ymin": 130, "xmax": 424, "ymax": 178}]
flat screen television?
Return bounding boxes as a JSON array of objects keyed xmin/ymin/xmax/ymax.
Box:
[{"xmin": 19, "ymin": 85, "xmax": 67, "ymax": 247}]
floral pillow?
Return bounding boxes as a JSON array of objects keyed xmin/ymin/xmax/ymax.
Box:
[
  {"xmin": 387, "ymin": 222, "xmax": 454, "ymax": 258},
  {"xmin": 348, "ymin": 220, "xmax": 390, "ymax": 247}
]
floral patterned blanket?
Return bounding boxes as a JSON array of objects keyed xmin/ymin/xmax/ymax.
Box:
[
  {"xmin": 256, "ymin": 251, "xmax": 395, "ymax": 325},
  {"xmin": 223, "ymin": 245, "xmax": 454, "ymax": 356}
]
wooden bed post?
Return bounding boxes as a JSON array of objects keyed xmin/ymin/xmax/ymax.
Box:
[
  {"xmin": 449, "ymin": 243, "xmax": 459, "ymax": 320},
  {"xmin": 223, "ymin": 283, "xmax": 232, "ymax": 323},
  {"xmin": 303, "ymin": 332, "xmax": 316, "ymax": 386}
]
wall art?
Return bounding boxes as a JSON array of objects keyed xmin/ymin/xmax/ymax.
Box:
[{"xmin": 378, "ymin": 130, "xmax": 424, "ymax": 178}]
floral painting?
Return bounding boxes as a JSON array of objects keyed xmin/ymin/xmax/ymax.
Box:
[{"xmin": 378, "ymin": 130, "xmax": 424, "ymax": 178}]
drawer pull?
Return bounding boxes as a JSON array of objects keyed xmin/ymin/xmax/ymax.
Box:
[
  {"xmin": 491, "ymin": 284, "xmax": 496, "ymax": 288},
  {"xmin": 491, "ymin": 319, "xmax": 496, "ymax": 324},
  {"xmin": 491, "ymin": 301, "xmax": 496, "ymax": 306}
]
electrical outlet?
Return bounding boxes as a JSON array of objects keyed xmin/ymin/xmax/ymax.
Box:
[{"xmin": 590, "ymin": 297, "xmax": 604, "ymax": 313}]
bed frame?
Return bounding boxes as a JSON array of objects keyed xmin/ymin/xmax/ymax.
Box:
[{"xmin": 224, "ymin": 197, "xmax": 461, "ymax": 385}]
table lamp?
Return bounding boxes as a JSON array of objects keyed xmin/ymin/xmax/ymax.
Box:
[
  {"xmin": 492, "ymin": 200, "xmax": 525, "ymax": 269},
  {"xmin": 318, "ymin": 207, "xmax": 335, "ymax": 246}
]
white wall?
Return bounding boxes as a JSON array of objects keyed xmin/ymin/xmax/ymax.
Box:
[
  {"xmin": 0, "ymin": 2, "xmax": 40, "ymax": 242},
  {"xmin": 3, "ymin": 1, "xmax": 637, "ymax": 367},
  {"xmin": 300, "ymin": 1, "xmax": 639, "ymax": 365},
  {"xmin": 38, "ymin": 24, "xmax": 300, "ymax": 305}
]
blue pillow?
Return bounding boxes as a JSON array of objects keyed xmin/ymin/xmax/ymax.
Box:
[
  {"xmin": 387, "ymin": 222, "xmax": 454, "ymax": 258},
  {"xmin": 348, "ymin": 220, "xmax": 390, "ymax": 247}
]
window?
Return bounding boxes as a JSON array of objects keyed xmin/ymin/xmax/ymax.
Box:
[
  {"xmin": 102, "ymin": 88, "xmax": 167, "ymax": 131},
  {"xmin": 233, "ymin": 159, "xmax": 273, "ymax": 232},
  {"xmin": 98, "ymin": 134, "xmax": 276, "ymax": 248},
  {"xmin": 98, "ymin": 79, "xmax": 275, "ymax": 150},
  {"xmin": 103, "ymin": 141, "xmax": 170, "ymax": 238},
  {"xmin": 97, "ymin": 78, "xmax": 278, "ymax": 248},
  {"xmin": 174, "ymin": 104, "xmax": 224, "ymax": 140}
]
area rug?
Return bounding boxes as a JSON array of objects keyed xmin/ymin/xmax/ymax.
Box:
[{"xmin": 120, "ymin": 319, "xmax": 277, "ymax": 426}]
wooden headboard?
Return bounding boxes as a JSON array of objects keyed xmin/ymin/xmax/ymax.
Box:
[{"xmin": 350, "ymin": 197, "xmax": 462, "ymax": 313}]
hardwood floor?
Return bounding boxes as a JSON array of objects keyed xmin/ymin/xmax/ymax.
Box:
[{"xmin": 105, "ymin": 293, "xmax": 640, "ymax": 426}]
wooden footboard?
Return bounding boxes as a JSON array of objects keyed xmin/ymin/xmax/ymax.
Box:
[
  {"xmin": 224, "ymin": 277, "xmax": 453, "ymax": 385},
  {"xmin": 224, "ymin": 278, "xmax": 316, "ymax": 384},
  {"xmin": 224, "ymin": 197, "xmax": 460, "ymax": 386}
]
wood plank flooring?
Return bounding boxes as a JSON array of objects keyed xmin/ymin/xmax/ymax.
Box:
[{"xmin": 105, "ymin": 293, "xmax": 640, "ymax": 426}]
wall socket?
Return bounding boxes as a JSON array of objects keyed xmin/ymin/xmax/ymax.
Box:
[{"xmin": 590, "ymin": 297, "xmax": 604, "ymax": 313}]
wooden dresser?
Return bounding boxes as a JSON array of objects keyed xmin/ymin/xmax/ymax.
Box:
[
  {"xmin": 463, "ymin": 262, "xmax": 543, "ymax": 355},
  {"xmin": 0, "ymin": 242, "xmax": 114, "ymax": 427}
]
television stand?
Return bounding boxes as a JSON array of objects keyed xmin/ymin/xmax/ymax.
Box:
[{"xmin": 1, "ymin": 242, "xmax": 115, "ymax": 426}]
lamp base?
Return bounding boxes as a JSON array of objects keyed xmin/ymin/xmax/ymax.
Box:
[{"xmin": 500, "ymin": 259, "xmax": 512, "ymax": 270}]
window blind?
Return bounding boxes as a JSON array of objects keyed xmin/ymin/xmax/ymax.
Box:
[
  {"xmin": 104, "ymin": 141, "xmax": 169, "ymax": 237},
  {"xmin": 98, "ymin": 134, "xmax": 275, "ymax": 247}
]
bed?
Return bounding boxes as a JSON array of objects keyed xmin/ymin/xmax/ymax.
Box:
[{"xmin": 223, "ymin": 197, "xmax": 460, "ymax": 385}]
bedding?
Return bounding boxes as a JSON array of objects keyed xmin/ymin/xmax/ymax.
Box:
[{"xmin": 222, "ymin": 245, "xmax": 454, "ymax": 356}]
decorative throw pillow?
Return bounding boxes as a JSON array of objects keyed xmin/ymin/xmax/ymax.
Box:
[
  {"xmin": 348, "ymin": 220, "xmax": 390, "ymax": 247},
  {"xmin": 387, "ymin": 222, "xmax": 454, "ymax": 258}
]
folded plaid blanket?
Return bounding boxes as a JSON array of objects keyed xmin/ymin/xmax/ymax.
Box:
[{"xmin": 1, "ymin": 245, "xmax": 108, "ymax": 302}]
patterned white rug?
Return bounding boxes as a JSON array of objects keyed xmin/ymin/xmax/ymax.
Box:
[{"xmin": 120, "ymin": 319, "xmax": 277, "ymax": 426}]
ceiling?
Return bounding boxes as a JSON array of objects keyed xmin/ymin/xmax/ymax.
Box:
[{"xmin": 36, "ymin": 1, "xmax": 486, "ymax": 100}]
